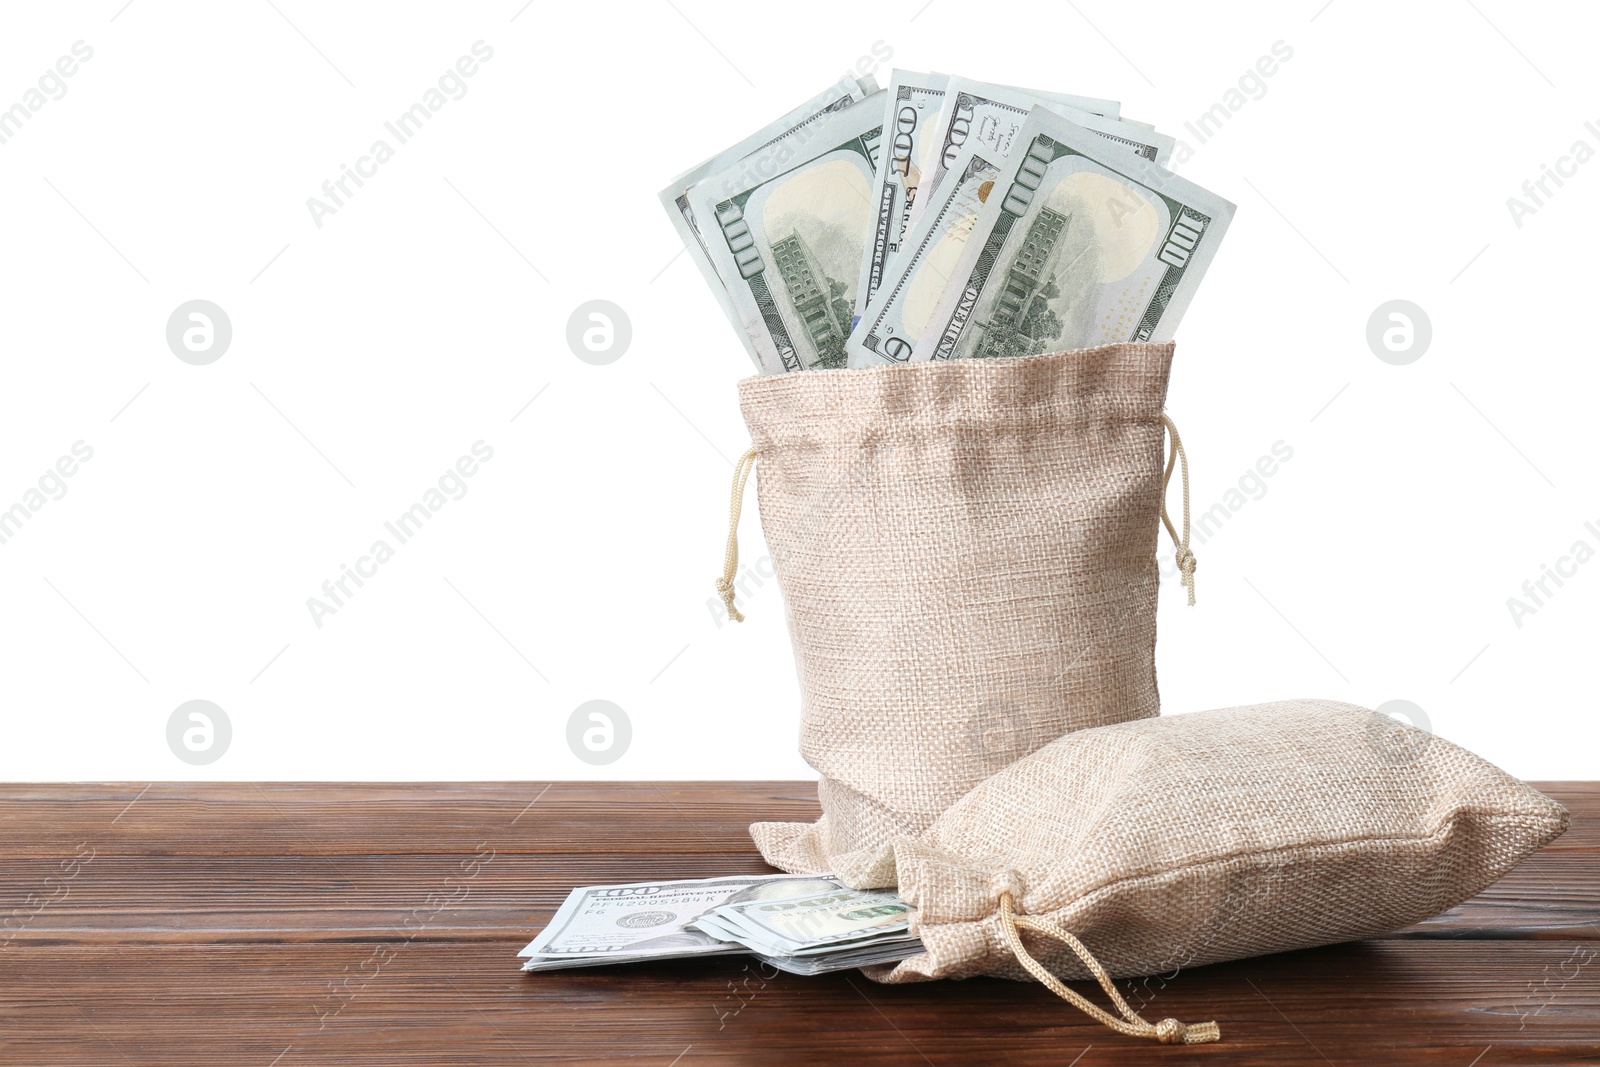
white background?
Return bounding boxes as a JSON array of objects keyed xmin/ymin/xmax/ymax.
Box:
[{"xmin": 0, "ymin": 0, "xmax": 1594, "ymax": 781}]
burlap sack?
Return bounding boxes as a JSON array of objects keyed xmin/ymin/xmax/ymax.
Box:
[
  {"xmin": 729, "ymin": 343, "xmax": 1185, "ymax": 888},
  {"xmin": 866, "ymin": 698, "xmax": 1568, "ymax": 1044}
]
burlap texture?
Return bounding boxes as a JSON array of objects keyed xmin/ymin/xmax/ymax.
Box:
[
  {"xmin": 867, "ymin": 699, "xmax": 1568, "ymax": 983},
  {"xmin": 740, "ymin": 343, "xmax": 1176, "ymax": 887}
]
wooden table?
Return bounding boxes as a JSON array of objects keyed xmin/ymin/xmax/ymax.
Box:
[{"xmin": 1, "ymin": 782, "xmax": 1595, "ymax": 1065}]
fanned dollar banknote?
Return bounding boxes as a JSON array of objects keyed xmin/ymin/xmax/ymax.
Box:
[
  {"xmin": 851, "ymin": 71, "xmax": 949, "ymax": 325},
  {"xmin": 911, "ymin": 105, "xmax": 1235, "ymax": 361},
  {"xmin": 684, "ymin": 95, "xmax": 887, "ymax": 373},
  {"xmin": 659, "ymin": 75, "xmax": 880, "ymax": 369},
  {"xmin": 846, "ymin": 138, "xmax": 1006, "ymax": 367},
  {"xmin": 905, "ymin": 77, "xmax": 1172, "ymax": 236},
  {"xmin": 519, "ymin": 873, "xmax": 922, "ymax": 976},
  {"xmin": 692, "ymin": 887, "xmax": 912, "ymax": 955},
  {"xmin": 659, "ymin": 70, "xmax": 1234, "ymax": 374},
  {"xmin": 848, "ymin": 100, "xmax": 1178, "ymax": 368}
]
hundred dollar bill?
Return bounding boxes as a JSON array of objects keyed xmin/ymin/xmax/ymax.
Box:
[
  {"xmin": 912, "ymin": 106, "xmax": 1235, "ymax": 362},
  {"xmin": 686, "ymin": 95, "xmax": 887, "ymax": 373},
  {"xmin": 751, "ymin": 939, "xmax": 923, "ymax": 975},
  {"xmin": 847, "ymin": 140, "xmax": 1004, "ymax": 366},
  {"xmin": 905, "ymin": 78, "xmax": 1165, "ymax": 235},
  {"xmin": 691, "ymin": 910, "xmax": 921, "ymax": 975},
  {"xmin": 702, "ymin": 888, "xmax": 912, "ymax": 954},
  {"xmin": 848, "ymin": 108, "xmax": 1175, "ymax": 368},
  {"xmin": 692, "ymin": 912, "xmax": 915, "ymax": 959},
  {"xmin": 659, "ymin": 75, "xmax": 880, "ymax": 370},
  {"xmin": 851, "ymin": 71, "xmax": 949, "ymax": 325},
  {"xmin": 518, "ymin": 872, "xmax": 845, "ymax": 969}
]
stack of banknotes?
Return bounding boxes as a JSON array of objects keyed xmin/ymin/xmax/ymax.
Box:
[
  {"xmin": 519, "ymin": 873, "xmax": 921, "ymax": 975},
  {"xmin": 659, "ymin": 72, "xmax": 1235, "ymax": 374}
]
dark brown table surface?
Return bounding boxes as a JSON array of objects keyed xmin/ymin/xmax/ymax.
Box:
[{"xmin": 1, "ymin": 782, "xmax": 1595, "ymax": 1066}]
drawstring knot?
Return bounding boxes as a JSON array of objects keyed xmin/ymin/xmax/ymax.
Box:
[
  {"xmin": 1173, "ymin": 545, "xmax": 1197, "ymax": 597},
  {"xmin": 996, "ymin": 891, "xmax": 1219, "ymax": 1045},
  {"xmin": 1154, "ymin": 1018, "xmax": 1189, "ymax": 1044},
  {"xmin": 715, "ymin": 576, "xmax": 743, "ymax": 624}
]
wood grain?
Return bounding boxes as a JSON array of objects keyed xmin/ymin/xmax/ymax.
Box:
[{"xmin": 1, "ymin": 782, "xmax": 1596, "ymax": 1065}]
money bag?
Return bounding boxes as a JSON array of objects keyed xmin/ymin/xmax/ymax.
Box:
[
  {"xmin": 717, "ymin": 342, "xmax": 1192, "ymax": 887},
  {"xmin": 859, "ymin": 699, "xmax": 1566, "ymax": 1044}
]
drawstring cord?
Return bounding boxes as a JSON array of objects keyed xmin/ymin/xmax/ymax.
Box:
[
  {"xmin": 1160, "ymin": 414, "xmax": 1196, "ymax": 606},
  {"xmin": 997, "ymin": 892, "xmax": 1220, "ymax": 1045},
  {"xmin": 716, "ymin": 447, "xmax": 759, "ymax": 623}
]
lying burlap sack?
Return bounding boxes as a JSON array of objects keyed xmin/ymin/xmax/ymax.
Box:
[
  {"xmin": 719, "ymin": 344, "xmax": 1191, "ymax": 887},
  {"xmin": 866, "ymin": 698, "xmax": 1568, "ymax": 1045}
]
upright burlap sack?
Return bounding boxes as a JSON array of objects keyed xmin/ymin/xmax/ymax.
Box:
[
  {"xmin": 866, "ymin": 698, "xmax": 1568, "ymax": 1045},
  {"xmin": 728, "ymin": 343, "xmax": 1186, "ymax": 887}
]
